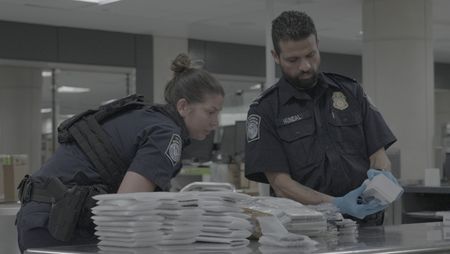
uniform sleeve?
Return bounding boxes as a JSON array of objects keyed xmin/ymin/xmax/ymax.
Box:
[
  {"xmin": 358, "ymin": 85, "xmax": 397, "ymax": 156},
  {"xmin": 128, "ymin": 124, "xmax": 182, "ymax": 191},
  {"xmin": 245, "ymin": 105, "xmax": 290, "ymax": 183}
]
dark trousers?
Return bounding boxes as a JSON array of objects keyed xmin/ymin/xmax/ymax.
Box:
[
  {"xmin": 17, "ymin": 227, "xmax": 97, "ymax": 253},
  {"xmin": 16, "ymin": 202, "xmax": 97, "ymax": 253}
]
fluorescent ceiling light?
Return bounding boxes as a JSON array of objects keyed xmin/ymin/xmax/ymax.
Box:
[
  {"xmin": 60, "ymin": 114, "xmax": 76, "ymax": 118},
  {"xmin": 250, "ymin": 83, "xmax": 262, "ymax": 90},
  {"xmin": 41, "ymin": 70, "xmax": 52, "ymax": 78},
  {"xmin": 41, "ymin": 108, "xmax": 52, "ymax": 113},
  {"xmin": 57, "ymin": 86, "xmax": 91, "ymax": 93},
  {"xmin": 72, "ymin": 0, "xmax": 121, "ymax": 5},
  {"xmin": 101, "ymin": 98, "xmax": 117, "ymax": 105}
]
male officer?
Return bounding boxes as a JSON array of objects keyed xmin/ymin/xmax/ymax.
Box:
[{"xmin": 245, "ymin": 11, "xmax": 398, "ymax": 225}]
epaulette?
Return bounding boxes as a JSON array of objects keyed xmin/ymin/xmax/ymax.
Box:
[
  {"xmin": 249, "ymin": 84, "xmax": 277, "ymax": 106},
  {"xmin": 324, "ymin": 72, "xmax": 358, "ymax": 84},
  {"xmin": 324, "ymin": 72, "xmax": 359, "ymax": 97}
]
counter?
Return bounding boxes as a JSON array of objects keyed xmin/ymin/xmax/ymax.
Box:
[
  {"xmin": 402, "ymin": 184, "xmax": 450, "ymax": 223},
  {"xmin": 0, "ymin": 201, "xmax": 20, "ymax": 215},
  {"xmin": 403, "ymin": 183, "xmax": 450, "ymax": 194},
  {"xmin": 0, "ymin": 202, "xmax": 21, "ymax": 254},
  {"xmin": 25, "ymin": 222, "xmax": 450, "ymax": 254}
]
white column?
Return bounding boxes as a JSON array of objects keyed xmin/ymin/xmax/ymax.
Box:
[
  {"xmin": 362, "ymin": 0, "xmax": 434, "ymax": 181},
  {"xmin": 153, "ymin": 36, "xmax": 188, "ymax": 104},
  {"xmin": 264, "ymin": 0, "xmax": 276, "ymax": 89},
  {"xmin": 0, "ymin": 66, "xmax": 42, "ymax": 172},
  {"xmin": 258, "ymin": 0, "xmax": 276, "ymax": 196}
]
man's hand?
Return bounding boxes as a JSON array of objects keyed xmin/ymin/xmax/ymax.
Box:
[{"xmin": 333, "ymin": 184, "xmax": 387, "ymax": 219}]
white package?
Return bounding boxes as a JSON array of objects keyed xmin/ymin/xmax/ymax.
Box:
[
  {"xmin": 362, "ymin": 173, "xmax": 403, "ymax": 205},
  {"xmin": 259, "ymin": 234, "xmax": 318, "ymax": 247},
  {"xmin": 92, "ymin": 215, "xmax": 165, "ymax": 222}
]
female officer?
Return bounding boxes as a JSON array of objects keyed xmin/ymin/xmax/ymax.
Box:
[{"xmin": 16, "ymin": 53, "xmax": 224, "ymax": 252}]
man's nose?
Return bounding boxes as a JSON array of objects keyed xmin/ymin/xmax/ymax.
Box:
[
  {"xmin": 298, "ymin": 59, "xmax": 311, "ymax": 72},
  {"xmin": 211, "ymin": 116, "xmax": 219, "ymax": 129}
]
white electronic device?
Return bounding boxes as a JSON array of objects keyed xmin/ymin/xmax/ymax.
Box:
[{"xmin": 361, "ymin": 173, "xmax": 403, "ymax": 205}]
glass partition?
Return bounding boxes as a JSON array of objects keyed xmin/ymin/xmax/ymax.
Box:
[
  {"xmin": 41, "ymin": 67, "xmax": 135, "ymax": 162},
  {"xmin": 214, "ymin": 74, "xmax": 264, "ymax": 126}
]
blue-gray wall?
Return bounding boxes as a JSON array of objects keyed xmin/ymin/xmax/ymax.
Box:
[
  {"xmin": 189, "ymin": 39, "xmax": 363, "ymax": 82},
  {"xmin": 189, "ymin": 39, "xmax": 265, "ymax": 77},
  {"xmin": 1, "ymin": 19, "xmax": 449, "ymax": 99},
  {"xmin": 0, "ymin": 20, "xmax": 153, "ymax": 102},
  {"xmin": 189, "ymin": 39, "xmax": 450, "ymax": 90}
]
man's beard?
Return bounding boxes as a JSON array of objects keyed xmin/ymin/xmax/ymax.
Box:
[{"xmin": 285, "ymin": 72, "xmax": 318, "ymax": 90}]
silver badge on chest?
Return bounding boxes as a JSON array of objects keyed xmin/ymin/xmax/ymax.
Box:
[{"xmin": 332, "ymin": 91, "xmax": 349, "ymax": 110}]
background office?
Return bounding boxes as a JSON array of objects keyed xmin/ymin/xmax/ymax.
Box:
[{"xmin": 0, "ymin": 0, "xmax": 450, "ymax": 196}]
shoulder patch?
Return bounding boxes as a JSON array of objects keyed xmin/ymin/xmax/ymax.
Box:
[
  {"xmin": 247, "ymin": 114, "xmax": 261, "ymax": 142},
  {"xmin": 250, "ymin": 84, "xmax": 278, "ymax": 106},
  {"xmin": 165, "ymin": 134, "xmax": 182, "ymax": 166}
]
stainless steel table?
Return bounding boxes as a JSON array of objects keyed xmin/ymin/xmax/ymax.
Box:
[{"xmin": 25, "ymin": 222, "xmax": 450, "ymax": 254}]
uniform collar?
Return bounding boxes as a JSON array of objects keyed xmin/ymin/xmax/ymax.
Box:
[
  {"xmin": 279, "ymin": 72, "xmax": 339, "ymax": 105},
  {"xmin": 320, "ymin": 72, "xmax": 341, "ymax": 90},
  {"xmin": 278, "ymin": 77, "xmax": 310, "ymax": 105},
  {"xmin": 150, "ymin": 104, "xmax": 191, "ymax": 147}
]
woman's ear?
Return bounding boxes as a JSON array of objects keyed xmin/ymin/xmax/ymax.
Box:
[{"xmin": 176, "ymin": 98, "xmax": 190, "ymax": 117}]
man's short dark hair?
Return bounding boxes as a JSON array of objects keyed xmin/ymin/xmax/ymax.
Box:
[{"xmin": 272, "ymin": 11, "xmax": 317, "ymax": 54}]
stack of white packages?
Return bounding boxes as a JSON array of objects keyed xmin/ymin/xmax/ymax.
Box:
[
  {"xmin": 307, "ymin": 203, "xmax": 358, "ymax": 245},
  {"xmin": 246, "ymin": 197, "xmax": 327, "ymax": 237},
  {"xmin": 92, "ymin": 192, "xmax": 203, "ymax": 248},
  {"xmin": 193, "ymin": 191, "xmax": 253, "ymax": 249},
  {"xmin": 92, "ymin": 191, "xmax": 253, "ymax": 250}
]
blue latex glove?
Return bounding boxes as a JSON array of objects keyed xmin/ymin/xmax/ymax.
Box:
[
  {"xmin": 333, "ymin": 184, "xmax": 388, "ymax": 219},
  {"xmin": 367, "ymin": 168, "xmax": 399, "ymax": 185}
]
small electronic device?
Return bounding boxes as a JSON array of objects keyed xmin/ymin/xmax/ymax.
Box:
[{"xmin": 361, "ymin": 174, "xmax": 403, "ymax": 205}]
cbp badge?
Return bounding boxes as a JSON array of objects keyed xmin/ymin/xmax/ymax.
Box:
[
  {"xmin": 247, "ymin": 114, "xmax": 261, "ymax": 143},
  {"xmin": 332, "ymin": 91, "xmax": 349, "ymax": 110},
  {"xmin": 165, "ymin": 134, "xmax": 182, "ymax": 166}
]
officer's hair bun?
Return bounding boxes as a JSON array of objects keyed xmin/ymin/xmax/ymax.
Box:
[{"xmin": 171, "ymin": 53, "xmax": 192, "ymax": 74}]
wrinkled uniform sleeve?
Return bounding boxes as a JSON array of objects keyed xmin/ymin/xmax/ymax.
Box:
[
  {"xmin": 245, "ymin": 105, "xmax": 290, "ymax": 183},
  {"xmin": 358, "ymin": 85, "xmax": 397, "ymax": 156},
  {"xmin": 128, "ymin": 124, "xmax": 182, "ymax": 191}
]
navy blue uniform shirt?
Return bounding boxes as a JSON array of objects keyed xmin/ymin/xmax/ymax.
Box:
[
  {"xmin": 34, "ymin": 106, "xmax": 189, "ymax": 191},
  {"xmin": 245, "ymin": 73, "xmax": 396, "ymax": 197},
  {"xmin": 16, "ymin": 105, "xmax": 190, "ymax": 251}
]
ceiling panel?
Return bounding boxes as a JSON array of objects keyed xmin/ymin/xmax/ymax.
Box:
[{"xmin": 0, "ymin": 0, "xmax": 448, "ymax": 62}]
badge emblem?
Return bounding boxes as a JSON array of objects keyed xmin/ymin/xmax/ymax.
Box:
[
  {"xmin": 332, "ymin": 91, "xmax": 349, "ymax": 110},
  {"xmin": 247, "ymin": 114, "xmax": 261, "ymax": 143},
  {"xmin": 165, "ymin": 134, "xmax": 182, "ymax": 166}
]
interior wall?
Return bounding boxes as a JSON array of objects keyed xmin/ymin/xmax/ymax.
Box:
[
  {"xmin": 0, "ymin": 20, "xmax": 449, "ymax": 175},
  {"xmin": 153, "ymin": 36, "xmax": 188, "ymax": 104},
  {"xmin": 0, "ymin": 20, "xmax": 153, "ymax": 102},
  {"xmin": 0, "ymin": 66, "xmax": 42, "ymax": 172}
]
